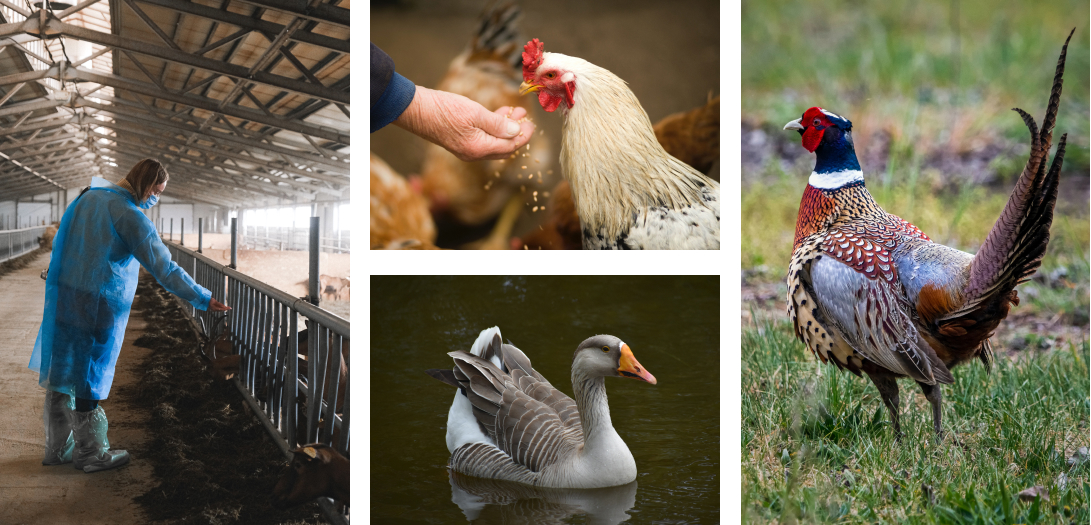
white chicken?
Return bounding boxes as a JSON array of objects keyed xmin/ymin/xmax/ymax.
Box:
[{"xmin": 518, "ymin": 39, "xmax": 719, "ymax": 250}]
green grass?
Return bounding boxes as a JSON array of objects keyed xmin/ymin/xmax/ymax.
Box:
[
  {"xmin": 741, "ymin": 316, "xmax": 1091, "ymax": 523},
  {"xmin": 742, "ymin": 0, "xmax": 1090, "ymax": 159}
]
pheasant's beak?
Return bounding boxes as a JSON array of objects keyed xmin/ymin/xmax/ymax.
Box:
[
  {"xmin": 617, "ymin": 343, "xmax": 657, "ymax": 385},
  {"xmin": 518, "ymin": 81, "xmax": 541, "ymax": 96},
  {"xmin": 783, "ymin": 118, "xmax": 805, "ymax": 131}
]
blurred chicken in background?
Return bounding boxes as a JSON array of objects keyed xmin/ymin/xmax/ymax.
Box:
[
  {"xmin": 655, "ymin": 94, "xmax": 720, "ymax": 181},
  {"xmin": 370, "ymin": 152, "xmax": 439, "ymax": 250},
  {"xmin": 417, "ymin": 2, "xmax": 555, "ymax": 230}
]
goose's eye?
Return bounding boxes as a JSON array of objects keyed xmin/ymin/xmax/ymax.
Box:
[
  {"xmin": 601, "ymin": 346, "xmax": 610, "ymax": 353},
  {"xmin": 812, "ymin": 118, "xmax": 821, "ymax": 126}
]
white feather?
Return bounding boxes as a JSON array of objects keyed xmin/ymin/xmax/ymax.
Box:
[
  {"xmin": 537, "ymin": 52, "xmax": 720, "ymax": 249},
  {"xmin": 809, "ymin": 169, "xmax": 863, "ymax": 190},
  {"xmin": 445, "ymin": 326, "xmax": 504, "ymax": 452}
]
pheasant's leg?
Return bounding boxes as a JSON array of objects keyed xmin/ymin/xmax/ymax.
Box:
[
  {"xmin": 865, "ymin": 372, "xmax": 901, "ymax": 441},
  {"xmin": 917, "ymin": 381, "xmax": 944, "ymax": 441}
]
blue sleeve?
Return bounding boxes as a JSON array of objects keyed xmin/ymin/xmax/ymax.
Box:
[
  {"xmin": 371, "ymin": 42, "xmax": 416, "ymax": 133},
  {"xmin": 117, "ymin": 210, "xmax": 212, "ymax": 311}
]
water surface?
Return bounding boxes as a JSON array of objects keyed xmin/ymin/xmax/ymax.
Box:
[{"xmin": 371, "ymin": 276, "xmax": 719, "ymax": 524}]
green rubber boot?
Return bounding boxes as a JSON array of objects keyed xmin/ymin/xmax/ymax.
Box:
[
  {"xmin": 70, "ymin": 407, "xmax": 130, "ymax": 473},
  {"xmin": 41, "ymin": 390, "xmax": 74, "ymax": 465}
]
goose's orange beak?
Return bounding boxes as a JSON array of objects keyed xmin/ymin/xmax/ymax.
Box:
[{"xmin": 617, "ymin": 343, "xmax": 656, "ymax": 385}]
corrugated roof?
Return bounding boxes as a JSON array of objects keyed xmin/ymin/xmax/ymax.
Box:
[{"xmin": 0, "ymin": 0, "xmax": 349, "ymax": 207}]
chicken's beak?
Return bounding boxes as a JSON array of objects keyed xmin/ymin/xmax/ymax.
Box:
[
  {"xmin": 518, "ymin": 81, "xmax": 541, "ymax": 96},
  {"xmin": 783, "ymin": 117, "xmax": 805, "ymax": 131},
  {"xmin": 617, "ymin": 343, "xmax": 657, "ymax": 385}
]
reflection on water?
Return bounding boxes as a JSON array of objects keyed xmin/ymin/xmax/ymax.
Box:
[
  {"xmin": 449, "ymin": 473, "xmax": 637, "ymax": 525},
  {"xmin": 371, "ymin": 276, "xmax": 719, "ymax": 524}
]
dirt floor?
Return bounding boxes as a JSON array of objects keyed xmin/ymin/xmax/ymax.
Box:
[
  {"xmin": 0, "ymin": 249, "xmax": 335, "ymax": 524},
  {"xmin": 371, "ymin": 0, "xmax": 719, "ymax": 244},
  {"xmin": 115, "ymin": 273, "xmax": 332, "ymax": 525},
  {"xmin": 164, "ymin": 235, "xmax": 350, "ymax": 321},
  {"xmin": 741, "ymin": 120, "xmax": 1091, "ymax": 211}
]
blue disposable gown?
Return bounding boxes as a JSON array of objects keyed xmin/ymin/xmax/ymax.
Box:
[{"xmin": 29, "ymin": 177, "xmax": 211, "ymax": 400}]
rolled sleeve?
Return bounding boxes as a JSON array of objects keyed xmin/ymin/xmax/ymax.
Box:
[{"xmin": 371, "ymin": 42, "xmax": 416, "ymax": 132}]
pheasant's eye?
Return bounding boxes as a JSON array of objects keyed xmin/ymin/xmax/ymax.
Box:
[
  {"xmin": 812, "ymin": 118, "xmax": 821, "ymax": 126},
  {"xmin": 601, "ymin": 346, "xmax": 610, "ymax": 353}
]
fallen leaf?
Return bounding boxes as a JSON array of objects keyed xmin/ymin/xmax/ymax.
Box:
[
  {"xmin": 1067, "ymin": 447, "xmax": 1088, "ymax": 467},
  {"xmin": 1017, "ymin": 485, "xmax": 1049, "ymax": 502}
]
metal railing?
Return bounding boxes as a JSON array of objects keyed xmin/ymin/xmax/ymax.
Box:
[
  {"xmin": 240, "ymin": 225, "xmax": 350, "ymax": 253},
  {"xmin": 163, "ymin": 231, "xmax": 349, "ymax": 524},
  {"xmin": 0, "ymin": 225, "xmax": 48, "ymax": 263}
]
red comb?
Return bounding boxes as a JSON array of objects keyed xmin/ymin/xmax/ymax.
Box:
[{"xmin": 522, "ymin": 38, "xmax": 544, "ymax": 82}]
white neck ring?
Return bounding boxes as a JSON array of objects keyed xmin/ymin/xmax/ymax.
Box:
[{"xmin": 808, "ymin": 169, "xmax": 863, "ymax": 189}]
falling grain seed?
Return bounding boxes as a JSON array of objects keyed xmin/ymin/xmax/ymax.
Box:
[
  {"xmin": 520, "ymin": 185, "xmax": 526, "ymax": 192},
  {"xmin": 532, "ymin": 206, "xmax": 539, "ymax": 212},
  {"xmin": 543, "ymin": 192, "xmax": 550, "ymax": 197},
  {"xmin": 494, "ymin": 171, "xmax": 500, "ymax": 178},
  {"xmin": 535, "ymin": 159, "xmax": 540, "ymax": 163},
  {"xmin": 521, "ymin": 166, "xmax": 527, "ymax": 169},
  {"xmin": 547, "ymin": 170, "xmax": 553, "ymax": 175},
  {"xmin": 533, "ymin": 191, "xmax": 538, "ymax": 202}
]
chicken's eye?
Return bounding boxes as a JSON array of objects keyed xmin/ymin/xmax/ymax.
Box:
[
  {"xmin": 601, "ymin": 346, "xmax": 610, "ymax": 353},
  {"xmin": 812, "ymin": 118, "xmax": 821, "ymax": 126},
  {"xmin": 544, "ymin": 72, "xmax": 556, "ymax": 79}
]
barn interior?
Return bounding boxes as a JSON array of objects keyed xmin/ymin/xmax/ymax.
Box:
[{"xmin": 0, "ymin": 1, "xmax": 350, "ymax": 523}]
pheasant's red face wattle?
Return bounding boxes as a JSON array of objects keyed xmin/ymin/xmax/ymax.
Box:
[
  {"xmin": 801, "ymin": 126, "xmax": 824, "ymax": 152},
  {"xmin": 800, "ymin": 107, "xmax": 833, "ymax": 152}
]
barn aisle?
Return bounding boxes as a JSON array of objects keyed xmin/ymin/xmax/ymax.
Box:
[{"xmin": 0, "ymin": 251, "xmax": 155, "ymax": 524}]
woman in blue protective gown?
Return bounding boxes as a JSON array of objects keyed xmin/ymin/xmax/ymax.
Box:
[{"xmin": 30, "ymin": 158, "xmax": 230, "ymax": 473}]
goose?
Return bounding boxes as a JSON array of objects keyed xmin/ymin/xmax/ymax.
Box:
[{"xmin": 426, "ymin": 326, "xmax": 657, "ymax": 489}]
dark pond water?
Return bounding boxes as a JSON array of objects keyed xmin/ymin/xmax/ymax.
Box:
[{"xmin": 370, "ymin": 276, "xmax": 720, "ymax": 524}]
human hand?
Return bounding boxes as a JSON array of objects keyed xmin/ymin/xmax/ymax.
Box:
[
  {"xmin": 208, "ymin": 298, "xmax": 231, "ymax": 311},
  {"xmin": 395, "ymin": 86, "xmax": 536, "ymax": 162}
]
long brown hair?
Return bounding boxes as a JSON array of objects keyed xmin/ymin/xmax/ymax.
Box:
[{"xmin": 124, "ymin": 159, "xmax": 169, "ymax": 201}]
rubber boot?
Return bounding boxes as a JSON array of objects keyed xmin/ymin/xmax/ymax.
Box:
[
  {"xmin": 41, "ymin": 390, "xmax": 74, "ymax": 465},
  {"xmin": 70, "ymin": 407, "xmax": 130, "ymax": 473}
]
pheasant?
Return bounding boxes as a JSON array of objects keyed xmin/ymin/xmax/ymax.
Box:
[{"xmin": 783, "ymin": 30, "xmax": 1072, "ymax": 439}]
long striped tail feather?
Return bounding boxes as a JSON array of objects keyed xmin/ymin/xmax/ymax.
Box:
[{"xmin": 957, "ymin": 29, "xmax": 1072, "ymax": 314}]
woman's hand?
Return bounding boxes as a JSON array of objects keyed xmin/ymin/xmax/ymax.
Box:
[
  {"xmin": 208, "ymin": 298, "xmax": 231, "ymax": 311},
  {"xmin": 394, "ymin": 85, "xmax": 536, "ymax": 161}
]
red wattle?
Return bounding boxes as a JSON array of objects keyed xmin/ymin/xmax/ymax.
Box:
[
  {"xmin": 539, "ymin": 91, "xmax": 563, "ymax": 113},
  {"xmin": 564, "ymin": 82, "xmax": 575, "ymax": 108},
  {"xmin": 802, "ymin": 127, "xmax": 823, "ymax": 152}
]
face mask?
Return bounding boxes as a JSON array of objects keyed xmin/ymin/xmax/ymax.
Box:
[{"xmin": 139, "ymin": 194, "xmax": 159, "ymax": 209}]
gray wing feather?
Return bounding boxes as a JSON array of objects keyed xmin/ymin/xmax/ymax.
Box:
[
  {"xmin": 450, "ymin": 442, "xmax": 538, "ymax": 485},
  {"xmin": 445, "ymin": 348, "xmax": 580, "ymax": 475},
  {"xmin": 809, "ymin": 256, "xmax": 950, "ymax": 384},
  {"xmin": 500, "ymin": 343, "xmax": 549, "ymax": 384}
]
